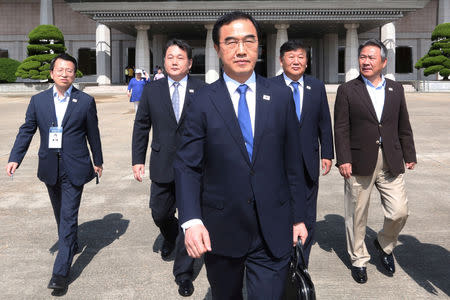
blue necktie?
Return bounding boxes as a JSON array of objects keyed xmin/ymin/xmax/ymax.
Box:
[
  {"xmin": 237, "ymin": 84, "xmax": 253, "ymax": 161},
  {"xmin": 290, "ymin": 81, "xmax": 301, "ymax": 120},
  {"xmin": 172, "ymin": 82, "xmax": 180, "ymax": 122}
]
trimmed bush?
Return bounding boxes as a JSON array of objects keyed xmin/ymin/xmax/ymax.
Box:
[
  {"xmin": 28, "ymin": 25, "xmax": 64, "ymax": 43},
  {"xmin": 416, "ymin": 23, "xmax": 450, "ymax": 80},
  {"xmin": 0, "ymin": 57, "xmax": 21, "ymax": 83}
]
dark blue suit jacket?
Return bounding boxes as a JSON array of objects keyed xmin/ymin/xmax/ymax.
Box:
[
  {"xmin": 174, "ymin": 75, "xmax": 307, "ymax": 259},
  {"xmin": 132, "ymin": 76, "xmax": 206, "ymax": 183},
  {"xmin": 9, "ymin": 87, "xmax": 103, "ymax": 186},
  {"xmin": 273, "ymin": 74, "xmax": 334, "ymax": 181}
]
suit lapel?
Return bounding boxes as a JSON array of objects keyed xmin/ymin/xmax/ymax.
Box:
[
  {"xmin": 354, "ymin": 76, "xmax": 378, "ymax": 121},
  {"xmin": 210, "ymin": 79, "xmax": 251, "ymax": 166},
  {"xmin": 160, "ymin": 78, "xmax": 177, "ymax": 123},
  {"xmin": 46, "ymin": 88, "xmax": 58, "ymax": 126},
  {"xmin": 251, "ymin": 75, "xmax": 270, "ymax": 165},
  {"xmin": 381, "ymin": 80, "xmax": 394, "ymax": 123},
  {"xmin": 61, "ymin": 86, "xmax": 77, "ymax": 128},
  {"xmin": 178, "ymin": 76, "xmax": 195, "ymax": 127},
  {"xmin": 300, "ymin": 75, "xmax": 312, "ymax": 127}
]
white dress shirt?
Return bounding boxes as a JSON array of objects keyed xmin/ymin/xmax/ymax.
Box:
[
  {"xmin": 52, "ymin": 85, "xmax": 72, "ymax": 127},
  {"xmin": 362, "ymin": 74, "xmax": 386, "ymax": 122},
  {"xmin": 283, "ymin": 72, "xmax": 304, "ymax": 115},
  {"xmin": 168, "ymin": 75, "xmax": 188, "ymax": 120},
  {"xmin": 181, "ymin": 72, "xmax": 257, "ymax": 232}
]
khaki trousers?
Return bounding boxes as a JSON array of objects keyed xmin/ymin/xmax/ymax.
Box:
[{"xmin": 344, "ymin": 147, "xmax": 409, "ymax": 267}]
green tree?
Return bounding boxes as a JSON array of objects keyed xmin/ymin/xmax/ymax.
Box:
[
  {"xmin": 415, "ymin": 23, "xmax": 450, "ymax": 80},
  {"xmin": 0, "ymin": 58, "xmax": 21, "ymax": 83},
  {"xmin": 15, "ymin": 25, "xmax": 83, "ymax": 81}
]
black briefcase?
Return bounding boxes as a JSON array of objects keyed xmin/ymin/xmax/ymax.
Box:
[{"xmin": 283, "ymin": 239, "xmax": 316, "ymax": 300}]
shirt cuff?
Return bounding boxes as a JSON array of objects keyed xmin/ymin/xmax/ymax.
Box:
[{"xmin": 181, "ymin": 219, "xmax": 204, "ymax": 233}]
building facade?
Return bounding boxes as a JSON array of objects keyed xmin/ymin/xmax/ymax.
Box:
[{"xmin": 1, "ymin": 0, "xmax": 449, "ymax": 84}]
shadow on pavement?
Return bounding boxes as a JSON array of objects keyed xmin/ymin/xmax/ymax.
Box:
[
  {"xmin": 49, "ymin": 213, "xmax": 130, "ymax": 285},
  {"xmin": 395, "ymin": 235, "xmax": 449, "ymax": 296}
]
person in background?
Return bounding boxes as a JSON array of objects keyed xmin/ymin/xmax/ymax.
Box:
[
  {"xmin": 127, "ymin": 68, "xmax": 149, "ymax": 113},
  {"xmin": 153, "ymin": 67, "xmax": 165, "ymax": 81}
]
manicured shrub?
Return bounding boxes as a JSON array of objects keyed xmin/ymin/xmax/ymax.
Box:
[{"xmin": 0, "ymin": 57, "xmax": 21, "ymax": 83}]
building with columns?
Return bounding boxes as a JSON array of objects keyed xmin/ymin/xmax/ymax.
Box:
[{"xmin": 1, "ymin": 0, "xmax": 449, "ymax": 84}]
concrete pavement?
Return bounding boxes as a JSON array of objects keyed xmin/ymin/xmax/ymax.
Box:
[{"xmin": 0, "ymin": 88, "xmax": 449, "ymax": 299}]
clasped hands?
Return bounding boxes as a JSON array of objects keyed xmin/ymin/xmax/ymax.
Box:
[{"xmin": 184, "ymin": 222, "xmax": 308, "ymax": 258}]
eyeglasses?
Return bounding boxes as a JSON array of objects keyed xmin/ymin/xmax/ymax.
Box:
[
  {"xmin": 220, "ymin": 37, "xmax": 258, "ymax": 50},
  {"xmin": 54, "ymin": 68, "xmax": 75, "ymax": 75}
]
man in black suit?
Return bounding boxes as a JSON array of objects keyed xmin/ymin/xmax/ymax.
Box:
[
  {"xmin": 272, "ymin": 40, "xmax": 334, "ymax": 266},
  {"xmin": 174, "ymin": 12, "xmax": 308, "ymax": 300},
  {"xmin": 132, "ymin": 39, "xmax": 205, "ymax": 297},
  {"xmin": 334, "ymin": 39, "xmax": 416, "ymax": 283},
  {"xmin": 6, "ymin": 53, "xmax": 103, "ymax": 293}
]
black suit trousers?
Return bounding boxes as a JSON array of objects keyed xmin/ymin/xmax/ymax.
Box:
[
  {"xmin": 46, "ymin": 156, "xmax": 83, "ymax": 277},
  {"xmin": 150, "ymin": 181, "xmax": 194, "ymax": 281}
]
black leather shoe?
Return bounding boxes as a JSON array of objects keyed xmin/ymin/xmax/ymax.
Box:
[
  {"xmin": 351, "ymin": 266, "xmax": 367, "ymax": 283},
  {"xmin": 47, "ymin": 274, "xmax": 68, "ymax": 290},
  {"xmin": 161, "ymin": 240, "xmax": 175, "ymax": 259},
  {"xmin": 374, "ymin": 239, "xmax": 395, "ymax": 274},
  {"xmin": 178, "ymin": 279, "xmax": 194, "ymax": 297}
]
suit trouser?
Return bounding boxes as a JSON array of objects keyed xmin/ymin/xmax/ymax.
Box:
[
  {"xmin": 303, "ymin": 170, "xmax": 319, "ymax": 267},
  {"xmin": 150, "ymin": 181, "xmax": 194, "ymax": 282},
  {"xmin": 344, "ymin": 147, "xmax": 409, "ymax": 267},
  {"xmin": 204, "ymin": 204, "xmax": 290, "ymax": 300},
  {"xmin": 46, "ymin": 158, "xmax": 83, "ymax": 277}
]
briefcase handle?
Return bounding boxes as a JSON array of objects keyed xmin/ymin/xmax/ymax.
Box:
[{"xmin": 294, "ymin": 238, "xmax": 308, "ymax": 271}]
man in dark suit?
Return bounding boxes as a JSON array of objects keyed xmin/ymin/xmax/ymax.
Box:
[
  {"xmin": 6, "ymin": 53, "xmax": 103, "ymax": 293},
  {"xmin": 272, "ymin": 40, "xmax": 334, "ymax": 266},
  {"xmin": 334, "ymin": 39, "xmax": 416, "ymax": 284},
  {"xmin": 173, "ymin": 12, "xmax": 308, "ymax": 300},
  {"xmin": 132, "ymin": 39, "xmax": 205, "ymax": 297}
]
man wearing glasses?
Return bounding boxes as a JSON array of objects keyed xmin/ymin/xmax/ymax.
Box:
[
  {"xmin": 6, "ymin": 53, "xmax": 103, "ymax": 294},
  {"xmin": 174, "ymin": 11, "xmax": 308, "ymax": 299}
]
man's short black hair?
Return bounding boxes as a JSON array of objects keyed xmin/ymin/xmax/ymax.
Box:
[
  {"xmin": 212, "ymin": 11, "xmax": 260, "ymax": 46},
  {"xmin": 280, "ymin": 40, "xmax": 307, "ymax": 58},
  {"xmin": 164, "ymin": 39, "xmax": 192, "ymax": 60},
  {"xmin": 50, "ymin": 53, "xmax": 78, "ymax": 72},
  {"xmin": 358, "ymin": 39, "xmax": 388, "ymax": 61}
]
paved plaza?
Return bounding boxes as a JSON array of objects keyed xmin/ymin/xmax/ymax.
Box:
[{"xmin": 0, "ymin": 86, "xmax": 449, "ymax": 299}]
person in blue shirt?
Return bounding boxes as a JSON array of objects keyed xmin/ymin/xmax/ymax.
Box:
[{"xmin": 127, "ymin": 68, "xmax": 149, "ymax": 113}]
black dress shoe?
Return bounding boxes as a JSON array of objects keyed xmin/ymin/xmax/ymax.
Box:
[
  {"xmin": 178, "ymin": 279, "xmax": 194, "ymax": 297},
  {"xmin": 47, "ymin": 274, "xmax": 68, "ymax": 290},
  {"xmin": 161, "ymin": 240, "xmax": 175, "ymax": 259},
  {"xmin": 374, "ymin": 239, "xmax": 395, "ymax": 274},
  {"xmin": 351, "ymin": 266, "xmax": 367, "ymax": 284}
]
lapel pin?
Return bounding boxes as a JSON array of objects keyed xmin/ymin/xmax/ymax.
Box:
[
  {"xmin": 72, "ymin": 99, "xmax": 78, "ymax": 103},
  {"xmin": 263, "ymin": 95, "xmax": 270, "ymax": 101},
  {"xmin": 388, "ymin": 87, "xmax": 393, "ymax": 91},
  {"xmin": 306, "ymin": 85, "xmax": 311, "ymax": 90},
  {"xmin": 189, "ymin": 89, "xmax": 194, "ymax": 93}
]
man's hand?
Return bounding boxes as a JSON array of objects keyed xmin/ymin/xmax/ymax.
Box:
[
  {"xmin": 132, "ymin": 164, "xmax": 145, "ymax": 182},
  {"xmin": 321, "ymin": 159, "xmax": 332, "ymax": 175},
  {"xmin": 127, "ymin": 90, "xmax": 131, "ymax": 98},
  {"xmin": 293, "ymin": 222, "xmax": 308, "ymax": 246},
  {"xmin": 405, "ymin": 162, "xmax": 416, "ymax": 170},
  {"xmin": 6, "ymin": 162, "xmax": 18, "ymax": 177},
  {"xmin": 338, "ymin": 163, "xmax": 352, "ymax": 179},
  {"xmin": 94, "ymin": 165, "xmax": 103, "ymax": 177},
  {"xmin": 185, "ymin": 224, "xmax": 212, "ymax": 258}
]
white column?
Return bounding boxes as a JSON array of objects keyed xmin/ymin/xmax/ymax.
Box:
[
  {"xmin": 323, "ymin": 33, "xmax": 339, "ymax": 83},
  {"xmin": 40, "ymin": 0, "xmax": 53, "ymax": 25},
  {"xmin": 204, "ymin": 24, "xmax": 220, "ymax": 83},
  {"xmin": 381, "ymin": 22, "xmax": 396, "ymax": 80},
  {"xmin": 439, "ymin": 0, "xmax": 450, "ymax": 23},
  {"xmin": 274, "ymin": 24, "xmax": 289, "ymax": 76},
  {"xmin": 152, "ymin": 34, "xmax": 166, "ymax": 72},
  {"xmin": 266, "ymin": 33, "xmax": 277, "ymax": 78},
  {"xmin": 344, "ymin": 23, "xmax": 360, "ymax": 82},
  {"xmin": 96, "ymin": 23, "xmax": 111, "ymax": 85},
  {"xmin": 135, "ymin": 25, "xmax": 151, "ymax": 73}
]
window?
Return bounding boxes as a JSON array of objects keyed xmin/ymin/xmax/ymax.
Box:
[
  {"xmin": 0, "ymin": 49, "xmax": 8, "ymax": 58},
  {"xmin": 191, "ymin": 47, "xmax": 205, "ymax": 74},
  {"xmin": 395, "ymin": 46, "xmax": 413, "ymax": 73},
  {"xmin": 78, "ymin": 48, "xmax": 96, "ymax": 75},
  {"xmin": 338, "ymin": 47, "xmax": 345, "ymax": 73}
]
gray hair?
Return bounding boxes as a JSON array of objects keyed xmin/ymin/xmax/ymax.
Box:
[{"xmin": 358, "ymin": 39, "xmax": 387, "ymax": 61}]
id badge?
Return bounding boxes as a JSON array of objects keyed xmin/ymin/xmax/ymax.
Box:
[{"xmin": 49, "ymin": 127, "xmax": 63, "ymax": 149}]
